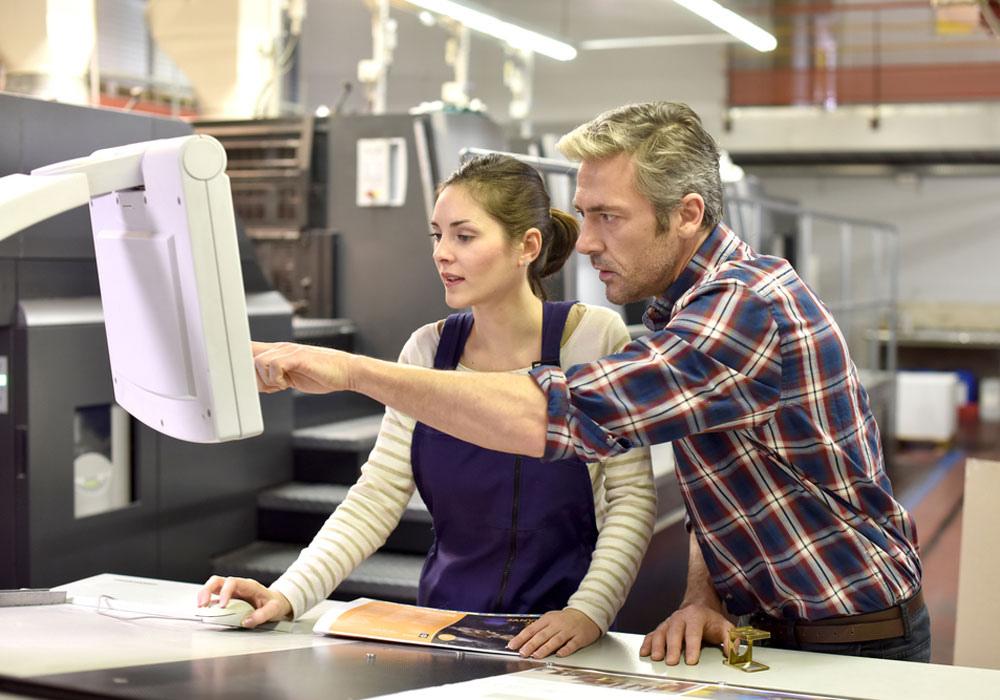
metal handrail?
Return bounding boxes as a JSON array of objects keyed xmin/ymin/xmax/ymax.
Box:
[
  {"xmin": 458, "ymin": 147, "xmax": 580, "ymax": 176},
  {"xmin": 725, "ymin": 195, "xmax": 898, "ymax": 233}
]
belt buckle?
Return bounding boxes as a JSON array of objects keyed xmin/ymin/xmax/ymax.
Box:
[{"xmin": 724, "ymin": 626, "xmax": 771, "ymax": 672}]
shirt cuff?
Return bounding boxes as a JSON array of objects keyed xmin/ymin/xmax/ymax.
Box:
[
  {"xmin": 529, "ymin": 364, "xmax": 577, "ymax": 462},
  {"xmin": 529, "ymin": 363, "xmax": 632, "ymax": 463},
  {"xmin": 565, "ymin": 600, "xmax": 611, "ymax": 634},
  {"xmin": 269, "ymin": 578, "xmax": 307, "ymax": 620}
]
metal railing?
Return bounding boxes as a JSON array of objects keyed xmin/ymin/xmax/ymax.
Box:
[{"xmin": 725, "ymin": 192, "xmax": 900, "ymax": 438}]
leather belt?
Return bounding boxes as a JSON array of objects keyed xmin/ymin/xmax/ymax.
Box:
[{"xmin": 750, "ymin": 589, "xmax": 925, "ymax": 645}]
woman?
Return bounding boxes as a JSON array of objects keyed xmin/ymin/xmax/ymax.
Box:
[{"xmin": 198, "ymin": 154, "xmax": 655, "ymax": 658}]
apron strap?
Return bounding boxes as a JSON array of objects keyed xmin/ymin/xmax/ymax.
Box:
[
  {"xmin": 434, "ymin": 301, "xmax": 579, "ymax": 371},
  {"xmin": 534, "ymin": 300, "xmax": 578, "ymax": 369},
  {"xmin": 433, "ymin": 312, "xmax": 475, "ymax": 370}
]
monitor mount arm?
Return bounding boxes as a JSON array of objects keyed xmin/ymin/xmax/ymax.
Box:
[{"xmin": 0, "ymin": 142, "xmax": 148, "ymax": 244}]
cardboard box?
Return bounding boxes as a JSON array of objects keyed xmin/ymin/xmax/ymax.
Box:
[{"xmin": 954, "ymin": 458, "xmax": 1000, "ymax": 669}]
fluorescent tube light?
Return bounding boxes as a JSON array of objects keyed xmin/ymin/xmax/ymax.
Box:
[
  {"xmin": 671, "ymin": 0, "xmax": 777, "ymax": 52},
  {"xmin": 405, "ymin": 0, "xmax": 577, "ymax": 61},
  {"xmin": 580, "ymin": 34, "xmax": 736, "ymax": 50}
]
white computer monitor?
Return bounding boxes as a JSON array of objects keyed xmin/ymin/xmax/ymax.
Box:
[{"xmin": 0, "ymin": 134, "xmax": 263, "ymax": 443}]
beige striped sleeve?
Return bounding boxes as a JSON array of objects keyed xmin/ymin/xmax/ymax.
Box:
[
  {"xmin": 269, "ymin": 325, "xmax": 438, "ymax": 618},
  {"xmin": 566, "ymin": 447, "xmax": 655, "ymax": 632},
  {"xmin": 563, "ymin": 305, "xmax": 656, "ymax": 632}
]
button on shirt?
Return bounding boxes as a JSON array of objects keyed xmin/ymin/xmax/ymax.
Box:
[{"xmin": 530, "ymin": 224, "xmax": 921, "ymax": 620}]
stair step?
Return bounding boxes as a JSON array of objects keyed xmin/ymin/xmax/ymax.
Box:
[
  {"xmin": 292, "ymin": 317, "xmax": 357, "ymax": 352},
  {"xmin": 257, "ymin": 482, "xmax": 433, "ymax": 553},
  {"xmin": 293, "ymin": 414, "xmax": 384, "ymax": 451},
  {"xmin": 293, "ymin": 393, "xmax": 384, "ymax": 430},
  {"xmin": 213, "ymin": 541, "xmax": 422, "ymax": 604},
  {"xmin": 259, "ymin": 482, "xmax": 429, "ymax": 518},
  {"xmin": 292, "ymin": 414, "xmax": 385, "ymax": 482}
]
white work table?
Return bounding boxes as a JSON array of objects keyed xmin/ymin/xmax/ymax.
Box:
[
  {"xmin": 1, "ymin": 574, "xmax": 997, "ymax": 700},
  {"xmin": 548, "ymin": 633, "xmax": 1000, "ymax": 700}
]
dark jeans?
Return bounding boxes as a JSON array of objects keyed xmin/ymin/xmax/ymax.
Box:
[{"xmin": 745, "ymin": 603, "xmax": 932, "ymax": 662}]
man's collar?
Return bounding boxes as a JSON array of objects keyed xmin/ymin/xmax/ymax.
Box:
[{"xmin": 643, "ymin": 224, "xmax": 740, "ymax": 329}]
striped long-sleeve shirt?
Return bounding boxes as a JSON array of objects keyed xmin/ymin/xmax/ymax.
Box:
[
  {"xmin": 271, "ymin": 305, "xmax": 656, "ymax": 632},
  {"xmin": 531, "ymin": 225, "xmax": 921, "ymax": 620}
]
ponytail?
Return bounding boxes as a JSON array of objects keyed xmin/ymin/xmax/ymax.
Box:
[{"xmin": 527, "ymin": 208, "xmax": 579, "ymax": 299}]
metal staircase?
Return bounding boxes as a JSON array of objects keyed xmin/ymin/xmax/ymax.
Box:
[{"xmin": 211, "ymin": 404, "xmax": 430, "ymax": 604}]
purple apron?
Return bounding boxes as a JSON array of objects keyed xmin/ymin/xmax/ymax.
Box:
[{"xmin": 411, "ymin": 301, "xmax": 599, "ymax": 614}]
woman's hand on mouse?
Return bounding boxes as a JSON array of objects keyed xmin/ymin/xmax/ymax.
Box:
[{"xmin": 197, "ymin": 575, "xmax": 293, "ymax": 629}]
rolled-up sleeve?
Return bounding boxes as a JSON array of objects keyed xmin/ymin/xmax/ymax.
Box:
[
  {"xmin": 530, "ymin": 364, "xmax": 632, "ymax": 463},
  {"xmin": 530, "ymin": 280, "xmax": 782, "ymax": 464}
]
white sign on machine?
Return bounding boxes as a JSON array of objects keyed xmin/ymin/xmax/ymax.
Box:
[{"xmin": 356, "ymin": 136, "xmax": 407, "ymax": 207}]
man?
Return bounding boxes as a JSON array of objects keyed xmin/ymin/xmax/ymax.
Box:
[{"xmin": 253, "ymin": 101, "xmax": 928, "ymax": 663}]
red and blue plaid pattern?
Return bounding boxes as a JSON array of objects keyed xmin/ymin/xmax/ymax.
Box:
[{"xmin": 531, "ymin": 225, "xmax": 921, "ymax": 619}]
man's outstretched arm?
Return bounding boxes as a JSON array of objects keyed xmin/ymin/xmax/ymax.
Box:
[{"xmin": 252, "ymin": 341, "xmax": 549, "ymax": 458}]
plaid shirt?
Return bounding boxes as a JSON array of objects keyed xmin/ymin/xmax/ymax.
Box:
[{"xmin": 531, "ymin": 224, "xmax": 921, "ymax": 620}]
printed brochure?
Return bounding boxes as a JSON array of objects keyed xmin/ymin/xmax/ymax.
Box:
[{"xmin": 312, "ymin": 598, "xmax": 540, "ymax": 655}]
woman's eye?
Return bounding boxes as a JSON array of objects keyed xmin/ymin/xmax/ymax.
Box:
[
  {"xmin": 457, "ymin": 234, "xmax": 474, "ymax": 243},
  {"xmin": 428, "ymin": 232, "xmax": 441, "ymax": 242}
]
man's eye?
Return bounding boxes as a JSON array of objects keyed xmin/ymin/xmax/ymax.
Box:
[{"xmin": 600, "ymin": 213, "xmax": 616, "ymax": 222}]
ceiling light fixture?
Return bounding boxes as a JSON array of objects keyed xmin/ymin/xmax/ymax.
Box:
[
  {"xmin": 404, "ymin": 0, "xmax": 577, "ymax": 61},
  {"xmin": 671, "ymin": 0, "xmax": 777, "ymax": 52},
  {"xmin": 580, "ymin": 34, "xmax": 736, "ymax": 50}
]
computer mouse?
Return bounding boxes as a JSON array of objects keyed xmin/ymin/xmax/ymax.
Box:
[{"xmin": 194, "ymin": 598, "xmax": 255, "ymax": 627}]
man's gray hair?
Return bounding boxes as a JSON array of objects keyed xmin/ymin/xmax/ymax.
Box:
[{"xmin": 557, "ymin": 102, "xmax": 723, "ymax": 234}]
